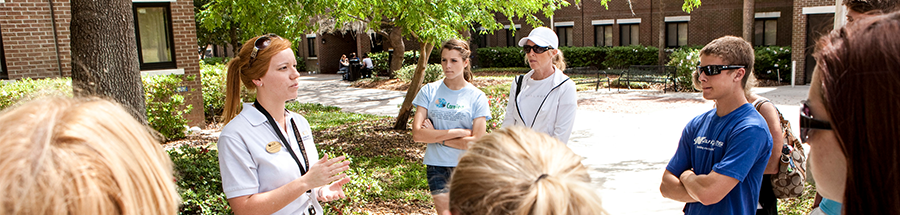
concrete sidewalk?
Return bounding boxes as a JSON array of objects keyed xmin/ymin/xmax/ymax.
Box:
[{"xmin": 295, "ymin": 74, "xmax": 811, "ymax": 214}]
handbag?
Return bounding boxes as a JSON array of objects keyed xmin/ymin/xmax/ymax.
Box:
[{"xmin": 753, "ymin": 99, "xmax": 807, "ymax": 198}]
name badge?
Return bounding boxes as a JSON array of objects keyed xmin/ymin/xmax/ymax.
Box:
[{"xmin": 265, "ymin": 141, "xmax": 281, "ymax": 153}]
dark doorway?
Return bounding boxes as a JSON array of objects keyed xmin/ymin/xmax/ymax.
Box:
[
  {"xmin": 804, "ymin": 13, "xmax": 835, "ymax": 84},
  {"xmin": 0, "ymin": 24, "xmax": 7, "ymax": 80},
  {"xmin": 371, "ymin": 34, "xmax": 385, "ymax": 53}
]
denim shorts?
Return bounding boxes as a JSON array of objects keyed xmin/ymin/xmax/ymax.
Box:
[{"xmin": 426, "ymin": 165, "xmax": 455, "ymax": 195}]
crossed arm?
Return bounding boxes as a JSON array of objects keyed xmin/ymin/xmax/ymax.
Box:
[
  {"xmin": 411, "ymin": 106, "xmax": 487, "ymax": 150},
  {"xmin": 660, "ymin": 169, "xmax": 739, "ymax": 205}
]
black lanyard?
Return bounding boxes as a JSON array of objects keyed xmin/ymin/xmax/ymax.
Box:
[{"xmin": 253, "ymin": 100, "xmax": 311, "ymax": 181}]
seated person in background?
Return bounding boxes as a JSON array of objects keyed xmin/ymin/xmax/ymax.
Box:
[
  {"xmin": 0, "ymin": 97, "xmax": 180, "ymax": 214},
  {"xmin": 447, "ymin": 126, "xmax": 607, "ymax": 215}
]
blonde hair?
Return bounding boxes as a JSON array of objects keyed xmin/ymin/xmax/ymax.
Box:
[
  {"xmin": 0, "ymin": 97, "xmax": 179, "ymax": 214},
  {"xmin": 441, "ymin": 38, "xmax": 474, "ymax": 82},
  {"xmin": 449, "ymin": 127, "xmax": 606, "ymax": 215},
  {"xmin": 693, "ymin": 36, "xmax": 757, "ymax": 97},
  {"xmin": 223, "ymin": 34, "xmax": 293, "ymax": 123}
]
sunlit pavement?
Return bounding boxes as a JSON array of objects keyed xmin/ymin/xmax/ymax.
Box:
[{"xmin": 569, "ymin": 85, "xmax": 808, "ymax": 214}]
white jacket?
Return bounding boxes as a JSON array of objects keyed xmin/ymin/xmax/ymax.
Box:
[{"xmin": 501, "ymin": 68, "xmax": 577, "ymax": 143}]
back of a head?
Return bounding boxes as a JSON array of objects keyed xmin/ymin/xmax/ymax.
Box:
[
  {"xmin": 814, "ymin": 11, "xmax": 900, "ymax": 214},
  {"xmin": 844, "ymin": 0, "xmax": 899, "ymax": 14},
  {"xmin": 693, "ymin": 36, "xmax": 757, "ymax": 95},
  {"xmin": 0, "ymin": 97, "xmax": 179, "ymax": 215},
  {"xmin": 449, "ymin": 127, "xmax": 606, "ymax": 215}
]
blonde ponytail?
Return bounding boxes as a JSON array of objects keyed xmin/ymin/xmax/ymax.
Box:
[
  {"xmin": 552, "ymin": 50, "xmax": 567, "ymax": 71},
  {"xmin": 449, "ymin": 127, "xmax": 607, "ymax": 215}
]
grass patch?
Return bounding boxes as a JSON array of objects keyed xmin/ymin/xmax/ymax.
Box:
[
  {"xmin": 286, "ymin": 102, "xmax": 388, "ymax": 131},
  {"xmin": 776, "ymin": 182, "xmax": 818, "ymax": 215}
]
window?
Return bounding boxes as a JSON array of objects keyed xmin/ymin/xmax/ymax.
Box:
[
  {"xmin": 506, "ymin": 28, "xmax": 516, "ymax": 47},
  {"xmin": 594, "ymin": 25, "xmax": 613, "ymax": 47},
  {"xmin": 666, "ymin": 22, "xmax": 688, "ymax": 47},
  {"xmin": 620, "ymin": 24, "xmax": 639, "ymax": 46},
  {"xmin": 307, "ymin": 36, "xmax": 317, "ymax": 57},
  {"xmin": 0, "ymin": 26, "xmax": 6, "ymax": 79},
  {"xmin": 133, "ymin": 3, "xmax": 176, "ymax": 70},
  {"xmin": 474, "ymin": 32, "xmax": 488, "ymax": 48},
  {"xmin": 754, "ymin": 19, "xmax": 777, "ymax": 46},
  {"xmin": 556, "ymin": 26, "xmax": 574, "ymax": 47}
]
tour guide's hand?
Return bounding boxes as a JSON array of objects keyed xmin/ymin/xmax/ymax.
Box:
[
  {"xmin": 304, "ymin": 155, "xmax": 350, "ymax": 190},
  {"xmin": 317, "ymin": 177, "xmax": 350, "ymax": 202}
]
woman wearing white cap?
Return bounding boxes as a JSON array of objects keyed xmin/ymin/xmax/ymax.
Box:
[{"xmin": 501, "ymin": 27, "xmax": 577, "ymax": 144}]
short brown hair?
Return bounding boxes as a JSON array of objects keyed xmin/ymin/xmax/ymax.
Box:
[
  {"xmin": 694, "ymin": 36, "xmax": 757, "ymax": 96},
  {"xmin": 844, "ymin": 0, "xmax": 899, "ymax": 14}
]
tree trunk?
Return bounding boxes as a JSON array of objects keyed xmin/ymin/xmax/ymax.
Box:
[
  {"xmin": 394, "ymin": 42, "xmax": 434, "ymax": 130},
  {"xmin": 658, "ymin": 0, "xmax": 666, "ymax": 66},
  {"xmin": 742, "ymin": 0, "xmax": 755, "ymax": 42},
  {"xmin": 389, "ymin": 26, "xmax": 405, "ymax": 72},
  {"xmin": 229, "ymin": 20, "xmax": 240, "ymax": 55},
  {"xmin": 70, "ymin": 0, "xmax": 147, "ymax": 124}
]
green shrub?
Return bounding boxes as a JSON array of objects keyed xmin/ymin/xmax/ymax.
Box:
[
  {"xmin": 472, "ymin": 67, "xmax": 532, "ymax": 74},
  {"xmin": 0, "ymin": 77, "xmax": 71, "ymax": 110},
  {"xmin": 143, "ymin": 74, "xmax": 192, "ymax": 140},
  {"xmin": 394, "ymin": 64, "xmax": 444, "ymax": 84},
  {"xmin": 201, "ymin": 57, "xmax": 229, "ymax": 65},
  {"xmin": 200, "ymin": 61, "xmax": 227, "ymax": 124},
  {"xmin": 667, "ymin": 47, "xmax": 701, "ymax": 91},
  {"xmin": 602, "ymin": 45, "xmax": 659, "ymax": 69},
  {"xmin": 478, "ymin": 83, "xmax": 510, "ymax": 131},
  {"xmin": 475, "ymin": 47, "xmax": 527, "ymax": 68},
  {"xmin": 559, "ymin": 46, "xmax": 608, "ymax": 68},
  {"xmin": 168, "ymin": 146, "xmax": 232, "ymax": 215},
  {"xmin": 754, "ymin": 46, "xmax": 792, "ymax": 82},
  {"xmin": 295, "ymin": 56, "xmax": 307, "ymax": 72},
  {"xmin": 370, "ymin": 50, "xmax": 439, "ymax": 77}
]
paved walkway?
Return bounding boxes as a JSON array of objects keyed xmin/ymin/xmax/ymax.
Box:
[{"xmin": 295, "ymin": 74, "xmax": 810, "ymax": 214}]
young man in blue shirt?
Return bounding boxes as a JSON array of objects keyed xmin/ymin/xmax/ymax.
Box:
[{"xmin": 659, "ymin": 36, "xmax": 773, "ymax": 215}]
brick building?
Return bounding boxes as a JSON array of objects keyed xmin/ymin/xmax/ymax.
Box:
[{"xmin": 0, "ymin": 0, "xmax": 204, "ymax": 126}]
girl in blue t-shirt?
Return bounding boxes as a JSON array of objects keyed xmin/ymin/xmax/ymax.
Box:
[{"xmin": 411, "ymin": 38, "xmax": 491, "ymax": 214}]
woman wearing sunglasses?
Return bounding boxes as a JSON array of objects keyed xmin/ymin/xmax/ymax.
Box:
[
  {"xmin": 804, "ymin": 12, "xmax": 900, "ymax": 215},
  {"xmin": 411, "ymin": 38, "xmax": 491, "ymax": 214},
  {"xmin": 501, "ymin": 27, "xmax": 577, "ymax": 144},
  {"xmin": 218, "ymin": 34, "xmax": 351, "ymax": 215}
]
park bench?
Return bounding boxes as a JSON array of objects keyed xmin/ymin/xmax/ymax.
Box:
[
  {"xmin": 563, "ymin": 67, "xmax": 625, "ymax": 91},
  {"xmin": 618, "ymin": 65, "xmax": 677, "ymax": 93}
]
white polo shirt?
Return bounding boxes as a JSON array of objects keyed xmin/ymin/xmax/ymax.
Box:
[{"xmin": 218, "ymin": 103, "xmax": 322, "ymax": 215}]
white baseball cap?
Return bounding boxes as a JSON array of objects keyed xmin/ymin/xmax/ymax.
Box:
[{"xmin": 518, "ymin": 27, "xmax": 559, "ymax": 49}]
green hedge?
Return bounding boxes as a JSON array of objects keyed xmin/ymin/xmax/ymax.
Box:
[
  {"xmin": 169, "ymin": 146, "xmax": 232, "ymax": 214},
  {"xmin": 754, "ymin": 46, "xmax": 792, "ymax": 82},
  {"xmin": 394, "ymin": 64, "xmax": 444, "ymax": 84},
  {"xmin": 0, "ymin": 78, "xmax": 72, "ymax": 110},
  {"xmin": 602, "ymin": 45, "xmax": 659, "ymax": 69},
  {"xmin": 472, "ymin": 67, "xmax": 532, "ymax": 74},
  {"xmin": 558, "ymin": 46, "xmax": 608, "ymax": 68},
  {"xmin": 143, "ymin": 74, "xmax": 193, "ymax": 141},
  {"xmin": 667, "ymin": 46, "xmax": 793, "ymax": 91},
  {"xmin": 475, "ymin": 47, "xmax": 527, "ymax": 68},
  {"xmin": 369, "ymin": 50, "xmax": 441, "ymax": 77},
  {"xmin": 0, "ymin": 75, "xmax": 195, "ymax": 141}
]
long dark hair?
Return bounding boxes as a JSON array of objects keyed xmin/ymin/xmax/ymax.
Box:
[
  {"xmin": 814, "ymin": 11, "xmax": 900, "ymax": 214},
  {"xmin": 441, "ymin": 39, "xmax": 473, "ymax": 82}
]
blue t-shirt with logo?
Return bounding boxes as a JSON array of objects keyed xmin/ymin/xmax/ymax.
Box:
[
  {"xmin": 412, "ymin": 79, "xmax": 492, "ymax": 167},
  {"xmin": 665, "ymin": 103, "xmax": 773, "ymax": 215}
]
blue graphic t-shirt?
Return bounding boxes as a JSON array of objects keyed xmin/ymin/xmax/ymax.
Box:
[
  {"xmin": 412, "ymin": 79, "xmax": 492, "ymax": 167},
  {"xmin": 665, "ymin": 103, "xmax": 773, "ymax": 215}
]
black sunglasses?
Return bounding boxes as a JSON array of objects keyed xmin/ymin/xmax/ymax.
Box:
[
  {"xmin": 249, "ymin": 33, "xmax": 279, "ymax": 66},
  {"xmin": 523, "ymin": 45, "xmax": 553, "ymax": 54},
  {"xmin": 696, "ymin": 65, "xmax": 745, "ymax": 76},
  {"xmin": 799, "ymin": 100, "xmax": 833, "ymax": 143}
]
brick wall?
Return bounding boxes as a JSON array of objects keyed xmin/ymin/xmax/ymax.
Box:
[
  {"xmin": 792, "ymin": 0, "xmax": 835, "ymax": 85},
  {"xmin": 0, "ymin": 0, "xmax": 67, "ymax": 79},
  {"xmin": 0, "ymin": 0, "xmax": 204, "ymax": 126},
  {"xmin": 484, "ymin": 0, "xmax": 793, "ymax": 49},
  {"xmin": 169, "ymin": 0, "xmax": 204, "ymax": 127}
]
